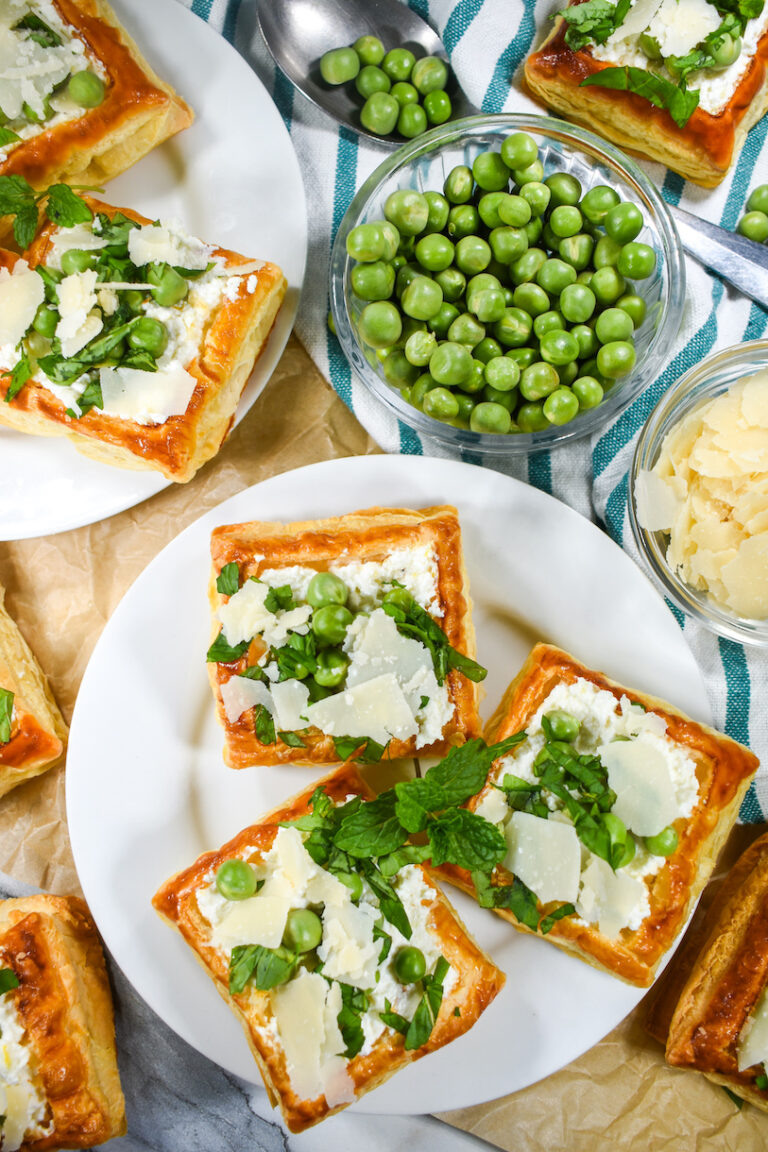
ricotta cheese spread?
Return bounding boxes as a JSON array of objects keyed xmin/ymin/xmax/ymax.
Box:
[{"xmin": 0, "ymin": 984, "xmax": 52, "ymax": 1151}]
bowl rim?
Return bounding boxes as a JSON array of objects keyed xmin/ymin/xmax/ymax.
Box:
[
  {"xmin": 628, "ymin": 337, "xmax": 768, "ymax": 645},
  {"xmin": 330, "ymin": 111, "xmax": 686, "ymax": 456}
]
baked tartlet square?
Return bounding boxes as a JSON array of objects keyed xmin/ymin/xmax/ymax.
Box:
[
  {"xmin": 437, "ymin": 643, "xmax": 758, "ymax": 987},
  {"xmin": 152, "ymin": 762, "xmax": 505, "ymax": 1133},
  {"xmin": 0, "ymin": 893, "xmax": 126, "ymax": 1149},
  {"xmin": 0, "ymin": 585, "xmax": 67, "ymax": 800},
  {"xmin": 0, "ymin": 196, "xmax": 286, "ymax": 482},
  {"xmin": 206, "ymin": 505, "xmax": 483, "ymax": 768}
]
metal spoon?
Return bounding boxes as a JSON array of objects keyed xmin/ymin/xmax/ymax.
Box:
[{"xmin": 255, "ymin": 0, "xmax": 478, "ymax": 147}]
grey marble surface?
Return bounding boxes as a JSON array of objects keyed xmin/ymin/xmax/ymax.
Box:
[{"xmin": 0, "ymin": 872, "xmax": 494, "ymax": 1152}]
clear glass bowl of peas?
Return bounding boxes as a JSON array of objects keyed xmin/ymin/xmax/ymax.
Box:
[{"xmin": 329, "ymin": 113, "xmax": 685, "ymax": 454}]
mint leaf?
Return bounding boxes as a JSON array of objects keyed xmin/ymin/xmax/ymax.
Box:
[
  {"xmin": 45, "ymin": 184, "xmax": 93, "ymax": 229},
  {"xmin": 14, "ymin": 203, "xmax": 39, "ymax": 249},
  {"xmin": 405, "ymin": 956, "xmax": 449, "ymax": 1050},
  {"xmin": 559, "ymin": 0, "xmax": 631, "ymax": 50},
  {"xmin": 75, "ymin": 377, "xmax": 103, "ymax": 417},
  {"xmin": 336, "ymin": 982, "xmax": 368, "ymax": 1058},
  {"xmin": 378, "ymin": 844, "xmax": 431, "ymax": 877},
  {"xmin": 373, "ymin": 921, "xmax": 392, "ymax": 963},
  {"xmin": 581, "ymin": 67, "xmax": 699, "ymax": 128},
  {"xmin": 496, "ymin": 773, "xmax": 539, "ymax": 811},
  {"xmin": 229, "ymin": 944, "xmax": 298, "ymax": 994},
  {"xmin": 278, "ymin": 730, "xmax": 306, "ymax": 748},
  {"xmin": 264, "ymin": 584, "xmax": 296, "ymax": 613},
  {"xmin": 472, "ymin": 871, "xmax": 541, "ymax": 931},
  {"xmin": 540, "ymin": 903, "xmax": 576, "ymax": 935},
  {"xmin": 216, "ymin": 562, "xmax": 240, "ymax": 596},
  {"xmin": 427, "ymin": 808, "xmax": 507, "ymax": 871},
  {"xmin": 0, "ymin": 127, "xmax": 20, "ymax": 148},
  {"xmin": 332, "ymin": 734, "xmax": 389, "ymax": 763},
  {"xmin": 0, "ymin": 689, "xmax": 13, "ymax": 744},
  {"xmin": 5, "ymin": 355, "xmax": 32, "ymax": 403},
  {"xmin": 0, "ymin": 175, "xmax": 35, "ymax": 216},
  {"xmin": 380, "ymin": 998, "xmax": 410, "ymax": 1036},
  {"xmin": 0, "ymin": 967, "xmax": 19, "ymax": 994},
  {"xmin": 272, "ymin": 632, "xmax": 317, "ymax": 680},
  {"xmin": 381, "ymin": 598, "xmax": 486, "ymax": 686},
  {"xmin": 334, "ymin": 789, "xmax": 408, "ymax": 858},
  {"xmin": 393, "ymin": 784, "xmax": 431, "ymax": 834},
  {"xmin": 254, "ymin": 703, "xmax": 276, "ymax": 745},
  {"xmin": 206, "ymin": 630, "xmax": 248, "ymax": 663},
  {"xmin": 359, "ymin": 859, "xmax": 411, "ymax": 939}
]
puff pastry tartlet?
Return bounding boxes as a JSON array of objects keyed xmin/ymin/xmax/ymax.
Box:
[
  {"xmin": 0, "ymin": 586, "xmax": 67, "ymax": 800},
  {"xmin": 153, "ymin": 762, "xmax": 505, "ymax": 1133},
  {"xmin": 0, "ymin": 194, "xmax": 287, "ymax": 482},
  {"xmin": 436, "ymin": 643, "xmax": 758, "ymax": 987},
  {"xmin": 645, "ymin": 831, "xmax": 768, "ymax": 1109},
  {"xmin": 0, "ymin": 0, "xmax": 192, "ymax": 199},
  {"xmin": 0, "ymin": 894, "xmax": 126, "ymax": 1149},
  {"xmin": 206, "ymin": 505, "xmax": 484, "ymax": 768},
  {"xmin": 525, "ymin": 0, "xmax": 768, "ymax": 186}
]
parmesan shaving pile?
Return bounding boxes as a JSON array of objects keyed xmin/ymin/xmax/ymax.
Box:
[{"xmin": 636, "ymin": 369, "xmax": 768, "ymax": 619}]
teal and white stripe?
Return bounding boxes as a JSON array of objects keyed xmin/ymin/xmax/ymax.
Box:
[{"xmin": 180, "ymin": 0, "xmax": 768, "ymax": 822}]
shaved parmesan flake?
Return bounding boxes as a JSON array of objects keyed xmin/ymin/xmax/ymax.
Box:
[
  {"xmin": 0, "ymin": 261, "xmax": 44, "ymax": 347},
  {"xmin": 639, "ymin": 370, "xmax": 768, "ymax": 619},
  {"xmin": 503, "ymin": 811, "xmax": 581, "ymax": 904},
  {"xmin": 219, "ymin": 675, "xmax": 273, "ymax": 724},
  {"xmin": 270, "ymin": 679, "xmax": 310, "ymax": 731},
  {"xmin": 305, "ymin": 673, "xmax": 417, "ymax": 745},
  {"xmin": 99, "ymin": 363, "xmax": 197, "ymax": 425},
  {"xmin": 212, "ymin": 894, "xmax": 290, "ymax": 951},
  {"xmin": 576, "ymin": 854, "xmax": 650, "ymax": 937},
  {"xmin": 599, "ymin": 736, "xmax": 679, "ymax": 835},
  {"xmin": 738, "ymin": 984, "xmax": 768, "ymax": 1073},
  {"xmin": 127, "ymin": 221, "xmax": 212, "ymax": 271}
]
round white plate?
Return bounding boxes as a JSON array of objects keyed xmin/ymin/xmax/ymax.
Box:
[
  {"xmin": 0, "ymin": 0, "xmax": 306, "ymax": 541},
  {"xmin": 67, "ymin": 456, "xmax": 711, "ymax": 1115}
]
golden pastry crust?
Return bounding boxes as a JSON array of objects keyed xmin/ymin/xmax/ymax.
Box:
[
  {"xmin": 524, "ymin": 7, "xmax": 768, "ymax": 187},
  {"xmin": 0, "ymin": 585, "xmax": 67, "ymax": 800},
  {"xmin": 0, "ymin": 0, "xmax": 193, "ymax": 206},
  {"xmin": 207, "ymin": 505, "xmax": 482, "ymax": 768},
  {"xmin": 657, "ymin": 831, "xmax": 768, "ymax": 1109},
  {"xmin": 0, "ymin": 894, "xmax": 126, "ymax": 1149},
  {"xmin": 152, "ymin": 763, "xmax": 505, "ymax": 1133},
  {"xmin": 437, "ymin": 643, "xmax": 758, "ymax": 987},
  {"xmin": 0, "ymin": 199, "xmax": 287, "ymax": 482}
]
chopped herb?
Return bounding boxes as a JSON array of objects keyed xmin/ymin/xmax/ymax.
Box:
[
  {"xmin": 45, "ymin": 183, "xmax": 94, "ymax": 229},
  {"xmin": 722, "ymin": 1087, "xmax": 744, "ymax": 1109},
  {"xmin": 0, "ymin": 127, "xmax": 20, "ymax": 148},
  {"xmin": 453, "ymin": 1006, "xmax": 461, "ymax": 1017},
  {"xmin": 216, "ymin": 562, "xmax": 240, "ymax": 596},
  {"xmin": 380, "ymin": 998, "xmax": 410, "ymax": 1036},
  {"xmin": 335, "ymin": 790, "xmax": 409, "ymax": 858},
  {"xmin": 580, "ymin": 67, "xmax": 700, "ymax": 129},
  {"xmin": 0, "ymin": 689, "xmax": 13, "ymax": 744},
  {"xmin": 539, "ymin": 903, "xmax": 577, "ymax": 935},
  {"xmin": 755, "ymin": 1073, "xmax": 768, "ymax": 1092},
  {"xmin": 206, "ymin": 630, "xmax": 248, "ymax": 663},
  {"xmin": 336, "ymin": 982, "xmax": 368, "ymax": 1058},
  {"xmin": 239, "ymin": 665, "xmax": 268, "ymax": 682},
  {"xmin": 74, "ymin": 377, "xmax": 103, "ymax": 418},
  {"xmin": 0, "ymin": 176, "xmax": 97, "ymax": 248},
  {"xmin": 254, "ymin": 704, "xmax": 276, "ymax": 745},
  {"xmin": 228, "ymin": 944, "xmax": 297, "ymax": 994},
  {"xmin": 272, "ymin": 632, "xmax": 317, "ymax": 680},
  {"xmin": 264, "ymin": 584, "xmax": 296, "ymax": 613},
  {"xmin": 13, "ymin": 13, "xmax": 62, "ymax": 47},
  {"xmin": 381, "ymin": 596, "xmax": 486, "ymax": 685},
  {"xmin": 472, "ymin": 871, "xmax": 541, "ymax": 931},
  {"xmin": 427, "ymin": 807, "xmax": 507, "ymax": 872},
  {"xmin": 278, "ymin": 730, "xmax": 306, "ymax": 748},
  {"xmin": 0, "ymin": 967, "xmax": 19, "ymax": 994},
  {"xmin": 405, "ymin": 956, "xmax": 450, "ymax": 1050},
  {"xmin": 373, "ymin": 921, "xmax": 392, "ymax": 963},
  {"xmin": 557, "ymin": 0, "xmax": 632, "ymax": 50},
  {"xmin": 332, "ymin": 734, "xmax": 390, "ymax": 763},
  {"xmin": 419, "ymin": 695, "xmax": 429, "ymax": 709},
  {"xmin": 5, "ymin": 355, "xmax": 32, "ymax": 403},
  {"xmin": 359, "ymin": 858, "xmax": 412, "ymax": 939},
  {"xmin": 377, "ymin": 844, "xmax": 432, "ymax": 877}
]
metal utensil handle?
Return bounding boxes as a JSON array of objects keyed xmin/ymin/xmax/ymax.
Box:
[{"xmin": 671, "ymin": 203, "xmax": 768, "ymax": 310}]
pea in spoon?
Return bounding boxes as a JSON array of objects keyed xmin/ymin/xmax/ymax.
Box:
[{"xmin": 255, "ymin": 0, "xmax": 478, "ymax": 146}]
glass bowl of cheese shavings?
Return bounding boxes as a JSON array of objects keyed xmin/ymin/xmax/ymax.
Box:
[{"xmin": 629, "ymin": 339, "xmax": 768, "ymax": 645}]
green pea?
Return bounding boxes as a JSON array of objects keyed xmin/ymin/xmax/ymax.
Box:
[
  {"xmin": 545, "ymin": 172, "xmax": 582, "ymax": 207},
  {"xmin": 616, "ymin": 293, "xmax": 647, "ymax": 328},
  {"xmin": 32, "ymin": 303, "xmax": 59, "ymax": 338},
  {"xmin": 146, "ymin": 263, "xmax": 188, "ymax": 306},
  {"xmin": 520, "ymin": 360, "xmax": 559, "ymax": 400},
  {"xmin": 423, "ymin": 89, "xmax": 452, "ymax": 125},
  {"xmin": 444, "ymin": 165, "xmax": 474, "ymax": 205},
  {"xmin": 709, "ymin": 32, "xmax": 741, "ymax": 68},
  {"xmin": 500, "ymin": 132, "xmax": 538, "ymax": 170},
  {"xmin": 411, "ymin": 55, "xmax": 449, "ymax": 94},
  {"xmin": 493, "ymin": 307, "xmax": 533, "ymax": 348},
  {"xmin": 638, "ymin": 32, "xmax": 662, "ymax": 59},
  {"xmin": 314, "ymin": 647, "xmax": 349, "ymax": 687},
  {"xmin": 533, "ymin": 310, "xmax": 565, "ymax": 339},
  {"xmin": 283, "ymin": 908, "xmax": 323, "ymax": 953},
  {"xmin": 415, "ymin": 232, "xmax": 455, "ymax": 272},
  {"xmin": 543, "ymin": 387, "xmax": 579, "ymax": 425},
  {"xmin": 312, "ymin": 604, "xmax": 354, "ymax": 645},
  {"xmin": 307, "ymin": 571, "xmax": 348, "ymax": 608},
  {"xmin": 67, "ymin": 70, "xmax": 106, "ymax": 108},
  {"xmin": 361, "ymin": 91, "xmax": 399, "ymax": 135},
  {"xmin": 353, "ymin": 35, "xmax": 385, "ymax": 66},
  {"xmin": 512, "ymin": 159, "xmax": 544, "ymax": 185},
  {"xmin": 482, "ymin": 384, "xmax": 517, "ymax": 410},
  {"xmin": 455, "ymin": 235, "xmax": 492, "ymax": 275},
  {"xmin": 550, "ymin": 205, "xmax": 582, "ymax": 238},
  {"xmin": 497, "ymin": 194, "xmax": 532, "ymax": 227},
  {"xmin": 536, "ymin": 257, "xmax": 577, "ymax": 296},
  {"xmin": 61, "ymin": 248, "xmax": 97, "ymax": 275},
  {"xmin": 430, "ymin": 340, "xmax": 472, "ymax": 385},
  {"xmin": 402, "ymin": 275, "xmax": 443, "ymax": 320},
  {"xmin": 489, "ymin": 226, "xmax": 528, "ymax": 265},
  {"xmin": 383, "ymin": 348, "xmax": 418, "ymax": 387},
  {"xmin": 25, "ymin": 330, "xmax": 49, "ymax": 357},
  {"xmin": 355, "ymin": 65, "xmax": 391, "ymax": 98},
  {"xmin": 320, "ymin": 46, "xmax": 360, "ymax": 85},
  {"xmin": 453, "ymin": 393, "xmax": 475, "ymax": 423},
  {"xmin": 540, "ymin": 328, "xmax": 579, "ymax": 366},
  {"xmin": 593, "ymin": 235, "xmax": 623, "ymax": 268},
  {"xmin": 410, "ymin": 373, "xmax": 438, "ymax": 407},
  {"xmin": 434, "ymin": 266, "xmax": 466, "ymax": 302},
  {"xmin": 484, "ymin": 356, "xmax": 520, "ymax": 391},
  {"xmin": 127, "ymin": 317, "xmax": 168, "ymax": 356},
  {"xmin": 559, "ymin": 233, "xmax": 594, "ymax": 270},
  {"xmin": 390, "ymin": 80, "xmax": 419, "ymax": 107},
  {"xmin": 382, "ymin": 47, "xmax": 416, "ymax": 81},
  {"xmin": 476, "ymin": 192, "xmax": 505, "ymax": 229},
  {"xmin": 580, "ymin": 184, "xmax": 620, "ymax": 224},
  {"xmin": 517, "ymin": 400, "xmax": 549, "ymax": 432},
  {"xmin": 559, "ymin": 282, "xmax": 596, "ymax": 323},
  {"xmin": 747, "ymin": 184, "xmax": 768, "ymax": 215},
  {"xmin": 595, "ymin": 307, "xmax": 634, "ymax": 345},
  {"xmin": 596, "ymin": 340, "xmax": 636, "ymax": 378},
  {"xmin": 737, "ymin": 210, "xmax": 768, "ymax": 243},
  {"xmin": 571, "ymin": 323, "xmax": 599, "ymax": 358},
  {"xmin": 458, "ymin": 358, "xmax": 486, "ymax": 393},
  {"xmin": 470, "ymin": 288, "xmax": 506, "ymax": 324},
  {"xmin": 572, "ymin": 375, "xmax": 604, "ymax": 409},
  {"xmin": 556, "ymin": 360, "xmax": 578, "ymax": 387},
  {"xmin": 470, "ymin": 401, "xmax": 512, "ymax": 434},
  {"xmin": 510, "ymin": 247, "xmax": 547, "ymax": 284},
  {"xmin": 427, "ymin": 301, "xmax": 460, "ymax": 338},
  {"xmin": 350, "ymin": 259, "xmax": 395, "ymax": 301},
  {"xmin": 644, "ymin": 826, "xmax": 679, "ymax": 857},
  {"xmin": 398, "ymin": 102, "xmax": 428, "ymax": 138},
  {"xmin": 395, "ymin": 262, "xmax": 424, "ymax": 298},
  {"xmin": 590, "ymin": 265, "xmax": 626, "ymax": 306},
  {"xmin": 394, "ymin": 945, "xmax": 427, "ymax": 983},
  {"xmin": 473, "ymin": 336, "xmax": 503, "ymax": 363},
  {"xmin": 617, "ymin": 241, "xmax": 657, "ymax": 280},
  {"xmin": 519, "ymin": 181, "xmax": 551, "ymax": 217},
  {"xmin": 423, "ymin": 385, "xmax": 459, "ymax": 420},
  {"xmin": 347, "ymin": 221, "xmax": 394, "ymax": 263},
  {"xmin": 467, "ymin": 274, "xmax": 502, "ymax": 306},
  {"xmin": 447, "ymin": 204, "xmax": 480, "ymax": 240},
  {"xmin": 423, "ymin": 191, "xmax": 450, "ymax": 234},
  {"xmin": 123, "ymin": 290, "xmax": 145, "ymax": 315},
  {"xmin": 385, "ymin": 189, "xmax": 430, "ymax": 236},
  {"xmin": 358, "ymin": 300, "xmax": 402, "ymax": 348},
  {"xmin": 604, "ymin": 202, "xmax": 644, "ymax": 244},
  {"xmin": 472, "ymin": 150, "xmax": 511, "ymax": 192},
  {"xmin": 216, "ymin": 859, "xmax": 257, "ymax": 900},
  {"xmin": 525, "ymin": 217, "xmax": 544, "ymax": 247},
  {"xmin": 448, "ymin": 312, "xmax": 486, "ymax": 347},
  {"xmin": 405, "ymin": 328, "xmax": 438, "ymax": 366},
  {"xmin": 513, "ymin": 282, "xmax": 550, "ymax": 317}
]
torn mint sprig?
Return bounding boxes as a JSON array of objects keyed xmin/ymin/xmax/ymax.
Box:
[{"xmin": 0, "ymin": 176, "xmax": 99, "ymax": 249}]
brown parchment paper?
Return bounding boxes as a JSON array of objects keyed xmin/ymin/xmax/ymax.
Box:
[{"xmin": 0, "ymin": 337, "xmax": 765, "ymax": 1149}]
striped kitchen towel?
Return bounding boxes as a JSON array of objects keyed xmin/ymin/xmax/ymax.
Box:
[{"xmin": 180, "ymin": 0, "xmax": 768, "ymax": 821}]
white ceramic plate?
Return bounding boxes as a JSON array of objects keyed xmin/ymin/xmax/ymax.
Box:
[
  {"xmin": 0, "ymin": 0, "xmax": 306, "ymax": 541},
  {"xmin": 66, "ymin": 455, "xmax": 711, "ymax": 1115}
]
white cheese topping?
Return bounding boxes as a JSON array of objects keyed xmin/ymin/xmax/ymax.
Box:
[
  {"xmin": 127, "ymin": 219, "xmax": 213, "ymax": 272},
  {"xmin": 0, "ymin": 987, "xmax": 52, "ymax": 1151},
  {"xmin": 738, "ymin": 982, "xmax": 768, "ymax": 1073},
  {"xmin": 0, "ymin": 260, "xmax": 44, "ymax": 348},
  {"xmin": 218, "ymin": 579, "xmax": 312, "ymax": 649},
  {"xmin": 305, "ymin": 672, "xmax": 418, "ymax": 745},
  {"xmin": 98, "ymin": 363, "xmax": 197, "ymax": 425},
  {"xmin": 575, "ymin": 853, "xmax": 651, "ymax": 935},
  {"xmin": 503, "ymin": 810, "xmax": 581, "ymax": 904}
]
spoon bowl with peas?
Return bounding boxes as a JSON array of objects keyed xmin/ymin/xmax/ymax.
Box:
[{"xmin": 256, "ymin": 0, "xmax": 477, "ymax": 146}]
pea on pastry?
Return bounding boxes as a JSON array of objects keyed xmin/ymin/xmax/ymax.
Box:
[
  {"xmin": 436, "ymin": 643, "xmax": 758, "ymax": 987},
  {"xmin": 205, "ymin": 505, "xmax": 485, "ymax": 768}
]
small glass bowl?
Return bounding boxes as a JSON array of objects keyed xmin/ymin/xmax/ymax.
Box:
[
  {"xmin": 330, "ymin": 113, "xmax": 685, "ymax": 458},
  {"xmin": 629, "ymin": 339, "xmax": 768, "ymax": 646}
]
